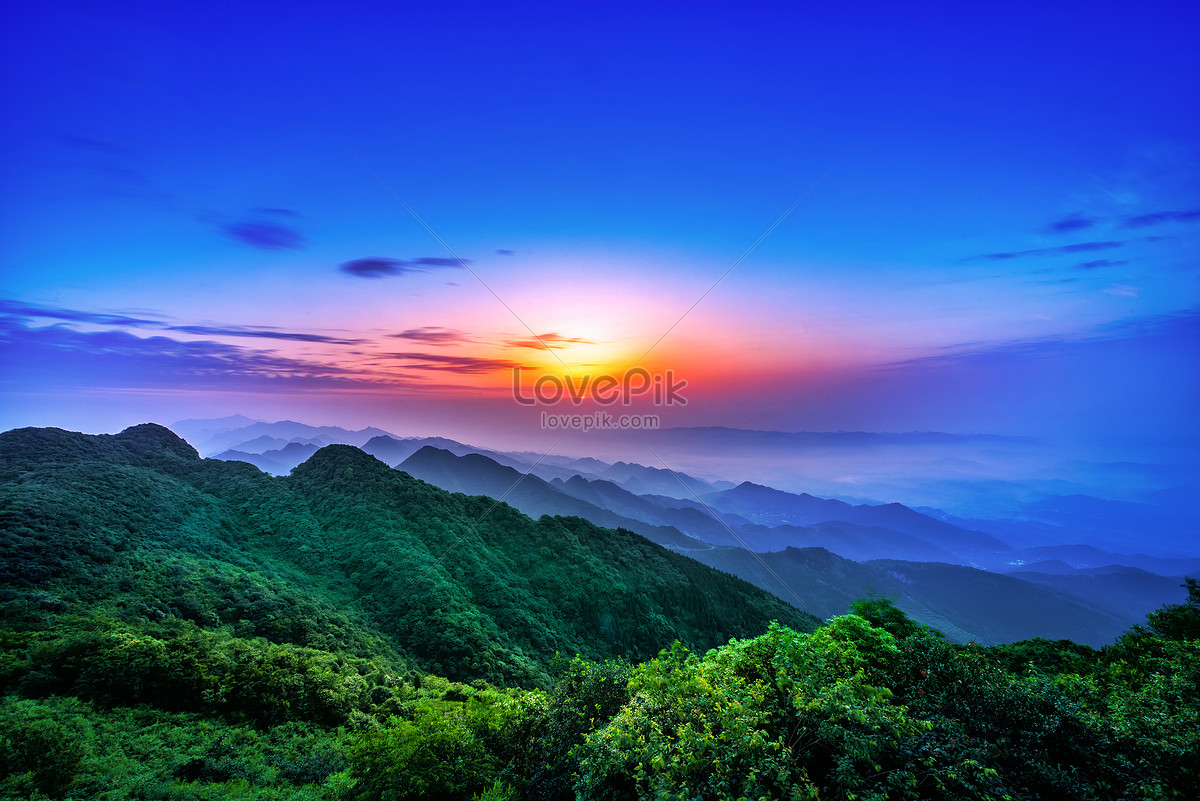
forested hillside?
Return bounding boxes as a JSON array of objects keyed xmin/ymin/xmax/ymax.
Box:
[
  {"xmin": 0, "ymin": 424, "xmax": 813, "ymax": 688},
  {"xmin": 1, "ymin": 424, "xmax": 1196, "ymax": 800}
]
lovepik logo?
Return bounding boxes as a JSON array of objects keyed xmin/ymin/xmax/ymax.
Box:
[{"xmin": 512, "ymin": 367, "xmax": 688, "ymax": 407}]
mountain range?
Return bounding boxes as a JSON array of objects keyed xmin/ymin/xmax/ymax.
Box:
[
  {"xmin": 170, "ymin": 417, "xmax": 1194, "ymax": 646},
  {"xmin": 0, "ymin": 423, "xmax": 814, "ymax": 688}
]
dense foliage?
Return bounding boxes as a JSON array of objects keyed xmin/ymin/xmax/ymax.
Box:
[{"xmin": 1, "ymin": 425, "xmax": 1197, "ymax": 799}]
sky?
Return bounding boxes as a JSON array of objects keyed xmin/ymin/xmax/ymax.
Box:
[{"xmin": 1, "ymin": 1, "xmax": 1198, "ymax": 467}]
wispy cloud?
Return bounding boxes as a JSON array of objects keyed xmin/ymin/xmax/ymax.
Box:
[
  {"xmin": 339, "ymin": 256, "xmax": 471, "ymax": 278},
  {"xmin": 1122, "ymin": 209, "xmax": 1200, "ymax": 228},
  {"xmin": 495, "ymin": 249, "xmax": 515, "ymax": 256},
  {"xmin": 388, "ymin": 326, "xmax": 472, "ymax": 345},
  {"xmin": 166, "ymin": 325, "xmax": 360, "ymax": 345},
  {"xmin": 0, "ymin": 318, "xmax": 380, "ymax": 391},
  {"xmin": 223, "ymin": 221, "xmax": 306, "ymax": 250},
  {"xmin": 967, "ymin": 241, "xmax": 1124, "ymax": 262},
  {"xmin": 1037, "ymin": 208, "xmax": 1200, "ymax": 234},
  {"xmin": 1043, "ymin": 215, "xmax": 1098, "ymax": 234},
  {"xmin": 1074, "ymin": 259, "xmax": 1128, "ymax": 270},
  {"xmin": 413, "ymin": 257, "xmax": 466, "ymax": 268},
  {"xmin": 1, "ymin": 299, "xmax": 358, "ymax": 346},
  {"xmin": 339, "ymin": 258, "xmax": 419, "ymax": 278},
  {"xmin": 506, "ymin": 332, "xmax": 598, "ymax": 350},
  {"xmin": 0, "ymin": 300, "xmax": 160, "ymax": 328},
  {"xmin": 381, "ymin": 352, "xmax": 525, "ymax": 373},
  {"xmin": 882, "ymin": 307, "xmax": 1200, "ymax": 372}
]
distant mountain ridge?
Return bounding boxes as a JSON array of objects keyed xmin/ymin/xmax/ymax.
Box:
[
  {"xmin": 390, "ymin": 445, "xmax": 1182, "ymax": 645},
  {"xmin": 170, "ymin": 417, "xmax": 398, "ymax": 457},
  {"xmin": 165, "ymin": 417, "xmax": 1195, "ymax": 639},
  {"xmin": 701, "ymin": 481, "xmax": 1010, "ymax": 556},
  {"xmin": 685, "ymin": 546, "xmax": 1142, "ymax": 646},
  {"xmin": 398, "ymin": 446, "xmax": 709, "ymax": 551}
]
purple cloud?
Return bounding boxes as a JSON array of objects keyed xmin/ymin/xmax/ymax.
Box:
[
  {"xmin": 166, "ymin": 324, "xmax": 360, "ymax": 344},
  {"xmin": 968, "ymin": 241, "xmax": 1124, "ymax": 262},
  {"xmin": 339, "ymin": 258, "xmax": 421, "ymax": 278},
  {"xmin": 339, "ymin": 256, "xmax": 470, "ymax": 278},
  {"xmin": 223, "ymin": 221, "xmax": 306, "ymax": 251},
  {"xmin": 1123, "ymin": 210, "xmax": 1200, "ymax": 228},
  {"xmin": 413, "ymin": 257, "xmax": 468, "ymax": 268},
  {"xmin": 1044, "ymin": 215, "xmax": 1097, "ymax": 234},
  {"xmin": 0, "ymin": 318, "xmax": 376, "ymax": 391},
  {"xmin": 0, "ymin": 299, "xmax": 160, "ymax": 327},
  {"xmin": 1074, "ymin": 259, "xmax": 1128, "ymax": 270},
  {"xmin": 382, "ymin": 351, "xmax": 525, "ymax": 373},
  {"xmin": 388, "ymin": 326, "xmax": 471, "ymax": 345}
]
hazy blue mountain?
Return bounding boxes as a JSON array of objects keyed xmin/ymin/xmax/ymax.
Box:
[
  {"xmin": 168, "ymin": 414, "xmax": 262, "ymax": 447},
  {"xmin": 1015, "ymin": 493, "xmax": 1199, "ymax": 552},
  {"xmin": 920, "ymin": 489, "xmax": 1200, "ymax": 557},
  {"xmin": 494, "ymin": 452, "xmax": 730, "ymax": 498},
  {"xmin": 594, "ymin": 460, "xmax": 731, "ymax": 498},
  {"xmin": 209, "ymin": 448, "xmax": 292, "ymax": 474},
  {"xmin": 1006, "ymin": 544, "xmax": 1200, "ymax": 576},
  {"xmin": 688, "ymin": 545, "xmax": 1138, "ymax": 646},
  {"xmin": 212, "ymin": 441, "xmax": 321, "ymax": 475},
  {"xmin": 363, "ymin": 434, "xmax": 469, "ymax": 466},
  {"xmin": 551, "ymin": 475, "xmax": 965, "ymax": 563},
  {"xmin": 170, "ymin": 418, "xmax": 398, "ymax": 456},
  {"xmin": 222, "ymin": 434, "xmax": 293, "ymax": 453},
  {"xmin": 536, "ymin": 453, "xmax": 615, "ymax": 473},
  {"xmin": 227, "ymin": 434, "xmax": 332, "ymax": 453},
  {"xmin": 626, "ymin": 426, "xmax": 1027, "ymax": 453},
  {"xmin": 398, "ymin": 447, "xmax": 709, "ymax": 550},
  {"xmin": 703, "ymin": 481, "xmax": 1010, "ymax": 556},
  {"xmin": 1006, "ymin": 559, "xmax": 1079, "ymax": 575},
  {"xmin": 734, "ymin": 521, "xmax": 962, "ymax": 564},
  {"xmin": 1007, "ymin": 566, "xmax": 1188, "ymax": 625},
  {"xmin": 550, "ymin": 474, "xmax": 747, "ymax": 545},
  {"xmin": 362, "ymin": 434, "xmax": 541, "ymax": 473}
]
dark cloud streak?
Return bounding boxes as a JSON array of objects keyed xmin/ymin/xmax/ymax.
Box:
[
  {"xmin": 1044, "ymin": 215, "xmax": 1097, "ymax": 234},
  {"xmin": 1123, "ymin": 210, "xmax": 1200, "ymax": 228},
  {"xmin": 388, "ymin": 327, "xmax": 471, "ymax": 345},
  {"xmin": 0, "ymin": 300, "xmax": 160, "ymax": 328},
  {"xmin": 223, "ymin": 221, "xmax": 306, "ymax": 251},
  {"xmin": 1075, "ymin": 259, "xmax": 1128, "ymax": 270},
  {"xmin": 1, "ymin": 300, "xmax": 360, "ymax": 347},
  {"xmin": 967, "ymin": 241, "xmax": 1124, "ymax": 262},
  {"xmin": 166, "ymin": 325, "xmax": 360, "ymax": 344},
  {"xmin": 0, "ymin": 318, "xmax": 386, "ymax": 392},
  {"xmin": 339, "ymin": 256, "xmax": 470, "ymax": 278},
  {"xmin": 381, "ymin": 352, "xmax": 524, "ymax": 373}
]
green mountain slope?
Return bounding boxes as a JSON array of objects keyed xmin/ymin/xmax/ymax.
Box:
[{"xmin": 0, "ymin": 424, "xmax": 817, "ymax": 690}]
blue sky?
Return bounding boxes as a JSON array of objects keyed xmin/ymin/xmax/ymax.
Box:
[{"xmin": 1, "ymin": 1, "xmax": 1197, "ymax": 457}]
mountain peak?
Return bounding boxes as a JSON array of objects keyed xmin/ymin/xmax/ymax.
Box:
[
  {"xmin": 114, "ymin": 423, "xmax": 199, "ymax": 460},
  {"xmin": 291, "ymin": 443, "xmax": 393, "ymax": 483},
  {"xmin": 363, "ymin": 434, "xmax": 403, "ymax": 446},
  {"xmin": 406, "ymin": 445, "xmax": 456, "ymax": 463}
]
